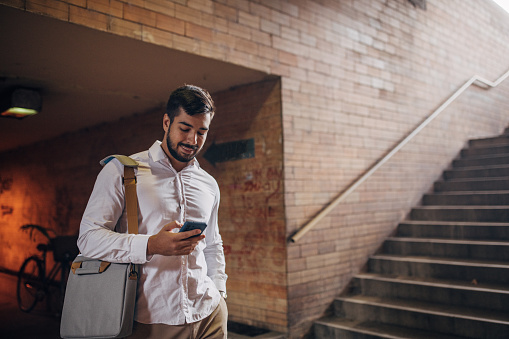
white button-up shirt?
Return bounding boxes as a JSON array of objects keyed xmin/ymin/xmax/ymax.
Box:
[{"xmin": 78, "ymin": 141, "xmax": 227, "ymax": 325}]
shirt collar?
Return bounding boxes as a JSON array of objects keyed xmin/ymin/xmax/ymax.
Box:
[{"xmin": 149, "ymin": 141, "xmax": 200, "ymax": 170}]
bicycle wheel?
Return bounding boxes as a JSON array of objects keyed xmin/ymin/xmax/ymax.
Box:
[{"xmin": 17, "ymin": 256, "xmax": 44, "ymax": 312}]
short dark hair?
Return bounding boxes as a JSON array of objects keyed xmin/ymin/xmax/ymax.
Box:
[{"xmin": 165, "ymin": 85, "xmax": 215, "ymax": 123}]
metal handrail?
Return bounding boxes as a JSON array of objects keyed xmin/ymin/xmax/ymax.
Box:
[{"xmin": 289, "ymin": 69, "xmax": 509, "ymax": 243}]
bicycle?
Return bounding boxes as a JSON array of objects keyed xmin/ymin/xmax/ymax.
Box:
[{"xmin": 16, "ymin": 224, "xmax": 78, "ymax": 313}]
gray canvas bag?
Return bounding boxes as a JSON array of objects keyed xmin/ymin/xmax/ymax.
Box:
[{"xmin": 60, "ymin": 155, "xmax": 139, "ymax": 338}]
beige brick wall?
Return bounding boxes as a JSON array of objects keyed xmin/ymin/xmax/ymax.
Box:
[
  {"xmin": 282, "ymin": 1, "xmax": 509, "ymax": 335},
  {"xmin": 1, "ymin": 0, "xmax": 509, "ymax": 337}
]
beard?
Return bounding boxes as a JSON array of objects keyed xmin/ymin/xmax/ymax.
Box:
[{"xmin": 166, "ymin": 136, "xmax": 200, "ymax": 163}]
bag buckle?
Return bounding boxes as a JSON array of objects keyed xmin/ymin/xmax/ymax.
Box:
[{"xmin": 129, "ymin": 264, "xmax": 138, "ymax": 281}]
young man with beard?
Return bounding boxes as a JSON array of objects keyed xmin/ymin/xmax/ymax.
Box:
[{"xmin": 78, "ymin": 85, "xmax": 228, "ymax": 338}]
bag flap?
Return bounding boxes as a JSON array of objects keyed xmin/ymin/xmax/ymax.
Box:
[{"xmin": 71, "ymin": 257, "xmax": 111, "ymax": 275}]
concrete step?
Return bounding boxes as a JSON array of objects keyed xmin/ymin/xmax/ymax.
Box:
[
  {"xmin": 423, "ymin": 191, "xmax": 509, "ymax": 205},
  {"xmin": 350, "ymin": 273, "xmax": 509, "ymax": 312},
  {"xmin": 382, "ymin": 237, "xmax": 509, "ymax": 262},
  {"xmin": 443, "ymin": 164, "xmax": 509, "ymax": 180},
  {"xmin": 453, "ymin": 154, "xmax": 509, "ymax": 167},
  {"xmin": 333, "ymin": 295, "xmax": 509, "ymax": 338},
  {"xmin": 396, "ymin": 220, "xmax": 509, "ymax": 240},
  {"xmin": 368, "ymin": 255, "xmax": 509, "ymax": 284},
  {"xmin": 314, "ymin": 317, "xmax": 465, "ymax": 339},
  {"xmin": 410, "ymin": 206, "xmax": 509, "ymax": 222},
  {"xmin": 314, "ymin": 131, "xmax": 509, "ymax": 339},
  {"xmin": 468, "ymin": 135, "xmax": 509, "ymax": 148},
  {"xmin": 434, "ymin": 177, "xmax": 509, "ymax": 191},
  {"xmin": 461, "ymin": 144, "xmax": 509, "ymax": 157}
]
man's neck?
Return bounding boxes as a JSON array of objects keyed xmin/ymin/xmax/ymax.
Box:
[
  {"xmin": 170, "ymin": 157, "xmax": 187, "ymax": 172},
  {"xmin": 161, "ymin": 143, "xmax": 188, "ymax": 172}
]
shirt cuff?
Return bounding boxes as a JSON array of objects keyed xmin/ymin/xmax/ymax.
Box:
[
  {"xmin": 213, "ymin": 278, "xmax": 227, "ymax": 292},
  {"xmin": 130, "ymin": 234, "xmax": 152, "ymax": 264}
]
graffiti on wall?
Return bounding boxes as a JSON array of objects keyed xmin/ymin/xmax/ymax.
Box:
[
  {"xmin": 230, "ymin": 167, "xmax": 282, "ymax": 194},
  {"xmin": 226, "ymin": 166, "xmax": 283, "ymax": 225}
]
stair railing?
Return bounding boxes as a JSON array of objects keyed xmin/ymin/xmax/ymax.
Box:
[{"xmin": 289, "ymin": 68, "xmax": 509, "ymax": 243}]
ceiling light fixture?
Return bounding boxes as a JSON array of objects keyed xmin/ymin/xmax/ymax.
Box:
[{"xmin": 0, "ymin": 88, "xmax": 42, "ymax": 119}]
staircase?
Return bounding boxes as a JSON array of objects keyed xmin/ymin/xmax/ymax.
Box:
[{"xmin": 314, "ymin": 131, "xmax": 509, "ymax": 338}]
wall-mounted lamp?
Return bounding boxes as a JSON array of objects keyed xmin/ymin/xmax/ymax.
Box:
[{"xmin": 0, "ymin": 88, "xmax": 42, "ymax": 119}]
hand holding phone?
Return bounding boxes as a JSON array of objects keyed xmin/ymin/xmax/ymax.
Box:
[{"xmin": 179, "ymin": 221, "xmax": 207, "ymax": 239}]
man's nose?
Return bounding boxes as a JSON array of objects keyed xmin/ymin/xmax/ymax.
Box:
[{"xmin": 186, "ymin": 131, "xmax": 198, "ymax": 145}]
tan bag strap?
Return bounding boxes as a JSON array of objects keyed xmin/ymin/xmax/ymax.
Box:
[
  {"xmin": 71, "ymin": 261, "xmax": 80, "ymax": 274},
  {"xmin": 100, "ymin": 155, "xmax": 139, "ymax": 235},
  {"xmin": 106, "ymin": 155, "xmax": 139, "ymax": 278},
  {"xmin": 123, "ymin": 166, "xmax": 138, "ymax": 235}
]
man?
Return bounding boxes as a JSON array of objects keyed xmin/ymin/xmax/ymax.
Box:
[{"xmin": 78, "ymin": 85, "xmax": 228, "ymax": 338}]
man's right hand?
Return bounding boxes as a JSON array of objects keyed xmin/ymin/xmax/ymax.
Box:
[{"xmin": 147, "ymin": 221, "xmax": 205, "ymax": 256}]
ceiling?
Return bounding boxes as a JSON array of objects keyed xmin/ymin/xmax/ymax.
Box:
[{"xmin": 0, "ymin": 5, "xmax": 270, "ymax": 153}]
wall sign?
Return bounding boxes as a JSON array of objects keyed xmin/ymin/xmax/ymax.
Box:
[{"xmin": 203, "ymin": 138, "xmax": 255, "ymax": 166}]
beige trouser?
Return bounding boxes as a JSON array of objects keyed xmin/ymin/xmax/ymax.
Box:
[{"xmin": 128, "ymin": 297, "xmax": 228, "ymax": 339}]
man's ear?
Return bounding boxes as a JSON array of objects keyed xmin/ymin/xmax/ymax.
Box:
[{"xmin": 163, "ymin": 114, "xmax": 171, "ymax": 132}]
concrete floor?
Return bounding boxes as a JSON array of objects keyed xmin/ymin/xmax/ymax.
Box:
[
  {"xmin": 0, "ymin": 271, "xmax": 284, "ymax": 339},
  {"xmin": 0, "ymin": 272, "xmax": 61, "ymax": 339}
]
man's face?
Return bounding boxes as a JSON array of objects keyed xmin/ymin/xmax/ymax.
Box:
[{"xmin": 162, "ymin": 108, "xmax": 211, "ymax": 167}]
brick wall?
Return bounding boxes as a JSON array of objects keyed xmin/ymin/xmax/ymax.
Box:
[
  {"xmin": 282, "ymin": 1, "xmax": 509, "ymax": 335},
  {"xmin": 0, "ymin": 107, "xmax": 163, "ymax": 270},
  {"xmin": 0, "ymin": 78, "xmax": 285, "ymax": 330},
  {"xmin": 201, "ymin": 79, "xmax": 286, "ymax": 331},
  {"xmin": 1, "ymin": 0, "xmax": 509, "ymax": 337}
]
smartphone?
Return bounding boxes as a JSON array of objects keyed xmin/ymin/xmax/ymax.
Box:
[{"xmin": 179, "ymin": 221, "xmax": 207, "ymax": 239}]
